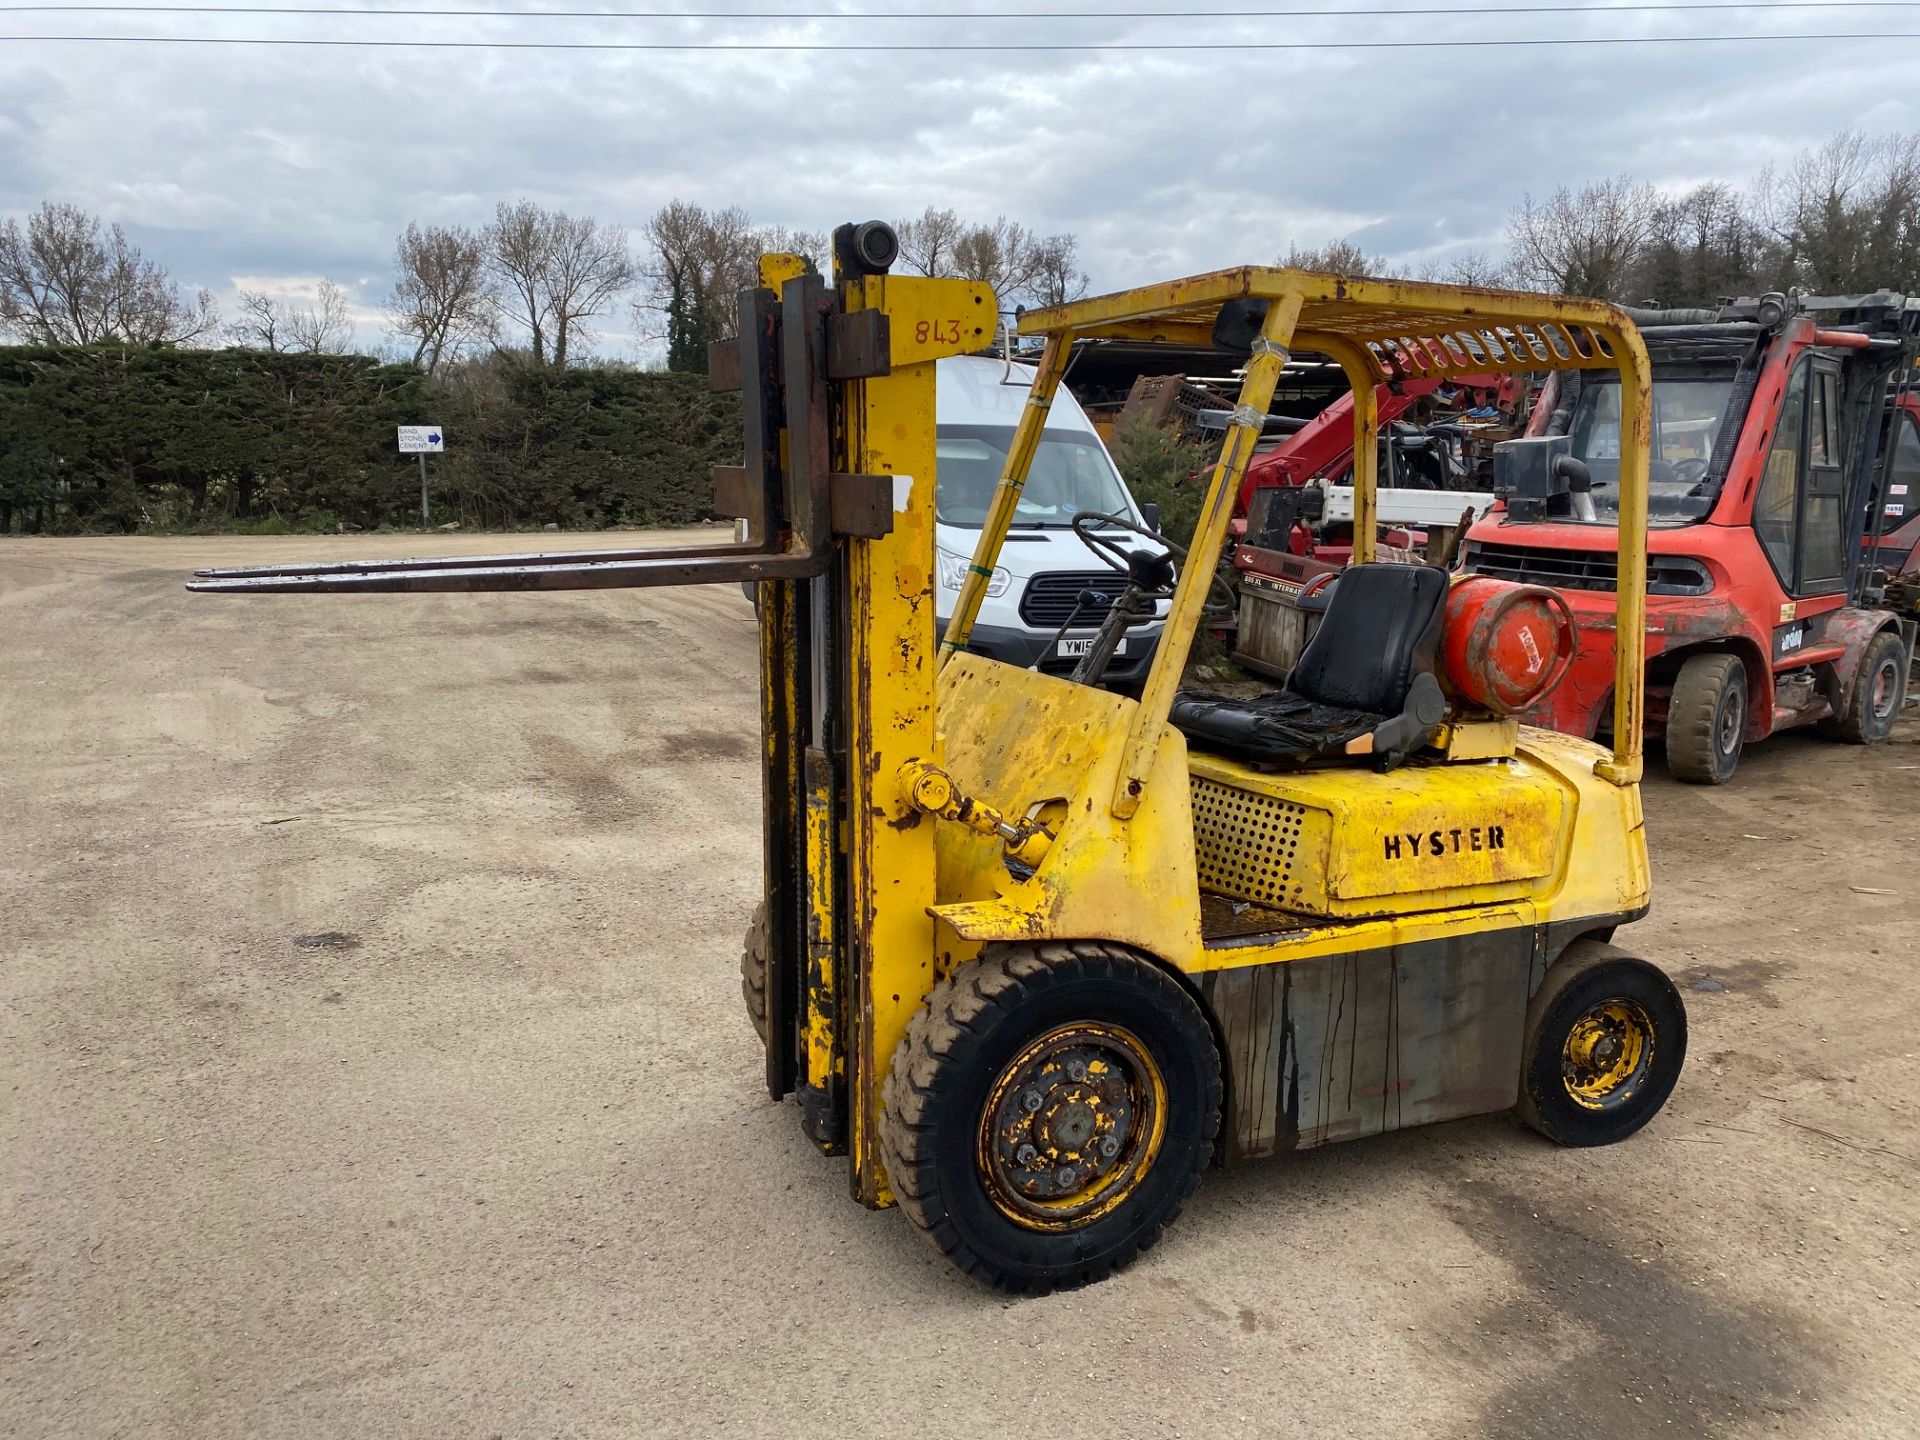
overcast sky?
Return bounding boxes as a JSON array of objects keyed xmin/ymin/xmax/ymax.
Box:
[{"xmin": 3, "ymin": 3, "xmax": 1918, "ymax": 357}]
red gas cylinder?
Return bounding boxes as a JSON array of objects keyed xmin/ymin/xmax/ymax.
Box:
[{"xmin": 1439, "ymin": 576, "xmax": 1577, "ymax": 716}]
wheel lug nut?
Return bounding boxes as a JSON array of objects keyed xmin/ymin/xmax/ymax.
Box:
[
  {"xmin": 1022, "ymin": 1089, "xmax": 1043, "ymax": 1113},
  {"xmin": 1055, "ymin": 1166, "xmax": 1077, "ymax": 1187},
  {"xmin": 1067, "ymin": 1060, "xmax": 1088, "ymax": 1082},
  {"xmin": 1015, "ymin": 1143, "xmax": 1037, "ymax": 1165},
  {"xmin": 1099, "ymin": 1136, "xmax": 1120, "ymax": 1158}
]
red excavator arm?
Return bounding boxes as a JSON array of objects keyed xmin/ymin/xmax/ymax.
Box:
[{"xmin": 1234, "ymin": 372, "xmax": 1516, "ymax": 517}]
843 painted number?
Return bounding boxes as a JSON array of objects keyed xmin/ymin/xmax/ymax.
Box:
[{"xmin": 914, "ymin": 318, "xmax": 967, "ymax": 346}]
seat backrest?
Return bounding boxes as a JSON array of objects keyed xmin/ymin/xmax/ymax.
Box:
[{"xmin": 1287, "ymin": 563, "xmax": 1448, "ymax": 714}]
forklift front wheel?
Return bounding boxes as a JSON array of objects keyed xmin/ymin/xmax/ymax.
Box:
[
  {"xmin": 1666, "ymin": 652, "xmax": 1746, "ymax": 785},
  {"xmin": 1516, "ymin": 940, "xmax": 1687, "ymax": 1147},
  {"xmin": 741, "ymin": 900, "xmax": 768, "ymax": 1044},
  {"xmin": 880, "ymin": 943, "xmax": 1221, "ymax": 1294}
]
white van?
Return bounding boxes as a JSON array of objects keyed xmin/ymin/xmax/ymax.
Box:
[{"xmin": 933, "ymin": 355, "xmax": 1165, "ymax": 684}]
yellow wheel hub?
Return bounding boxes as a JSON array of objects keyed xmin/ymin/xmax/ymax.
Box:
[
  {"xmin": 1561, "ymin": 999, "xmax": 1655, "ymax": 1110},
  {"xmin": 977, "ymin": 1023, "xmax": 1167, "ymax": 1233}
]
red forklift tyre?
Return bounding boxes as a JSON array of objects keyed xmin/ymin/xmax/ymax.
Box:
[
  {"xmin": 880, "ymin": 942, "xmax": 1222, "ymax": 1294},
  {"xmin": 742, "ymin": 900, "xmax": 768, "ymax": 1043},
  {"xmin": 1666, "ymin": 653, "xmax": 1746, "ymax": 784},
  {"xmin": 1827, "ymin": 630, "xmax": 1908, "ymax": 745},
  {"xmin": 1515, "ymin": 941, "xmax": 1687, "ymax": 1148}
]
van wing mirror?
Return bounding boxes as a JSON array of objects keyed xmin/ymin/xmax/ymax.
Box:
[{"xmin": 1141, "ymin": 501, "xmax": 1162, "ymax": 533}]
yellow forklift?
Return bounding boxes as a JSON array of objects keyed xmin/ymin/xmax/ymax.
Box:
[{"xmin": 191, "ymin": 224, "xmax": 1685, "ymax": 1292}]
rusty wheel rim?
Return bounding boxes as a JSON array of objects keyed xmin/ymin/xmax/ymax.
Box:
[
  {"xmin": 1561, "ymin": 999, "xmax": 1656, "ymax": 1111},
  {"xmin": 977, "ymin": 1023, "xmax": 1167, "ymax": 1233}
]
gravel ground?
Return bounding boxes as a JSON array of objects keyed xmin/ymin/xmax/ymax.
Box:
[{"xmin": 3, "ymin": 531, "xmax": 1917, "ymax": 1440}]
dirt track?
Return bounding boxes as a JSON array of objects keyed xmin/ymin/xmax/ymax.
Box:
[{"xmin": 3, "ymin": 531, "xmax": 1918, "ymax": 1440}]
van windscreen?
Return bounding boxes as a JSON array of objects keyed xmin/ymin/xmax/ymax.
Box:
[{"xmin": 936, "ymin": 425, "xmax": 1134, "ymax": 527}]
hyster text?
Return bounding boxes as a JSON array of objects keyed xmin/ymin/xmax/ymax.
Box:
[{"xmin": 1383, "ymin": 826, "xmax": 1505, "ymax": 860}]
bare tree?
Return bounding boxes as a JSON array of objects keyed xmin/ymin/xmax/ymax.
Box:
[
  {"xmin": 1437, "ymin": 250, "xmax": 1511, "ymax": 287},
  {"xmin": 484, "ymin": 200, "xmax": 635, "ymax": 367},
  {"xmin": 228, "ymin": 289, "xmax": 285, "ymax": 352},
  {"xmin": 0, "ymin": 201, "xmax": 217, "ymax": 345},
  {"xmin": 639, "ymin": 201, "xmax": 767, "ymax": 371},
  {"xmin": 1506, "ymin": 178, "xmax": 1659, "ymax": 299},
  {"xmin": 951, "ymin": 217, "xmax": 1047, "ymax": 300},
  {"xmin": 1027, "ymin": 233, "xmax": 1089, "ymax": 309},
  {"xmin": 286, "ymin": 280, "xmax": 352, "ymax": 353},
  {"xmin": 386, "ymin": 222, "xmax": 492, "ymax": 372},
  {"xmin": 1755, "ymin": 130, "xmax": 1920, "ymax": 291},
  {"xmin": 895, "ymin": 208, "xmax": 1088, "ymax": 308},
  {"xmin": 228, "ymin": 279, "xmax": 353, "ymax": 354},
  {"xmin": 1282, "ymin": 239, "xmax": 1388, "ymax": 275},
  {"xmin": 895, "ymin": 207, "xmax": 968, "ymax": 279},
  {"xmin": 1626, "ymin": 182, "xmax": 1762, "ymax": 307},
  {"xmin": 762, "ymin": 225, "xmax": 829, "ymax": 275},
  {"xmin": 486, "ymin": 200, "xmax": 556, "ymax": 364},
  {"xmin": 542, "ymin": 211, "xmax": 638, "ymax": 368}
]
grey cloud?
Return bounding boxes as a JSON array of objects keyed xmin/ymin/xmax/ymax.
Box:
[{"xmin": 3, "ymin": 9, "xmax": 1917, "ymax": 349}]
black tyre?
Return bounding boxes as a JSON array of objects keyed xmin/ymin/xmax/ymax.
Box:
[
  {"xmin": 1666, "ymin": 652, "xmax": 1747, "ymax": 784},
  {"xmin": 1516, "ymin": 940, "xmax": 1686, "ymax": 1147},
  {"xmin": 1830, "ymin": 629, "xmax": 1908, "ymax": 744},
  {"xmin": 741, "ymin": 900, "xmax": 768, "ymax": 1043},
  {"xmin": 879, "ymin": 942, "xmax": 1221, "ymax": 1294}
]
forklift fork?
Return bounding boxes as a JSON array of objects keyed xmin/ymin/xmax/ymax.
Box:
[{"xmin": 186, "ymin": 279, "xmax": 894, "ymax": 598}]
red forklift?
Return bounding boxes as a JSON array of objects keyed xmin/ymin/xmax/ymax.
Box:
[
  {"xmin": 1460, "ymin": 291, "xmax": 1920, "ymax": 782},
  {"xmin": 1869, "ymin": 386, "xmax": 1920, "ymax": 597}
]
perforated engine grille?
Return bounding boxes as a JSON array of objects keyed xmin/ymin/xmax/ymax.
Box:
[{"xmin": 1190, "ymin": 775, "xmax": 1308, "ymax": 908}]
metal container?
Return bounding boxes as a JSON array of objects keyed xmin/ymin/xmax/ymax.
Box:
[{"xmin": 1439, "ymin": 575, "xmax": 1577, "ymax": 714}]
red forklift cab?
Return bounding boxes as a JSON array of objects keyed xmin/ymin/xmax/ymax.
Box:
[
  {"xmin": 1869, "ymin": 387, "xmax": 1920, "ymax": 575},
  {"xmin": 1461, "ymin": 292, "xmax": 1919, "ymax": 783}
]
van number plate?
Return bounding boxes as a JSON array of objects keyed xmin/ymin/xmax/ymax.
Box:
[{"xmin": 1057, "ymin": 637, "xmax": 1124, "ymax": 659}]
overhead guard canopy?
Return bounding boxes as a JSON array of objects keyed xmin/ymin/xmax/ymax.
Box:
[
  {"xmin": 941, "ymin": 266, "xmax": 1653, "ymax": 802},
  {"xmin": 1019, "ymin": 265, "xmax": 1634, "ymax": 384}
]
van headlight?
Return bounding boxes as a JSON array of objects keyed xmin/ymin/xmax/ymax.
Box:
[{"xmin": 937, "ymin": 548, "xmax": 1010, "ymax": 598}]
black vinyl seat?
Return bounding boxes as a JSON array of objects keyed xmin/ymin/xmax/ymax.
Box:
[{"xmin": 1172, "ymin": 563, "xmax": 1450, "ymax": 770}]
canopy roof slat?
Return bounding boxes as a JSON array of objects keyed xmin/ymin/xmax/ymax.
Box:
[{"xmin": 1019, "ymin": 266, "xmax": 1627, "ymax": 387}]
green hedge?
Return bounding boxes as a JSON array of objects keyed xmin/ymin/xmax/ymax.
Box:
[{"xmin": 0, "ymin": 344, "xmax": 742, "ymax": 535}]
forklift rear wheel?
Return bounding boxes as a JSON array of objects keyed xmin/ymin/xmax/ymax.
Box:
[
  {"xmin": 1828, "ymin": 629, "xmax": 1907, "ymax": 744},
  {"xmin": 1666, "ymin": 652, "xmax": 1746, "ymax": 784},
  {"xmin": 880, "ymin": 942, "xmax": 1221, "ymax": 1294},
  {"xmin": 1516, "ymin": 940, "xmax": 1686, "ymax": 1147},
  {"xmin": 742, "ymin": 900, "xmax": 768, "ymax": 1043}
]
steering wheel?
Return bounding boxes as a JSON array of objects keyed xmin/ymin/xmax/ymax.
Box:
[
  {"xmin": 1070, "ymin": 511, "xmax": 1237, "ymax": 615},
  {"xmin": 1670, "ymin": 456, "xmax": 1711, "ymax": 495}
]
